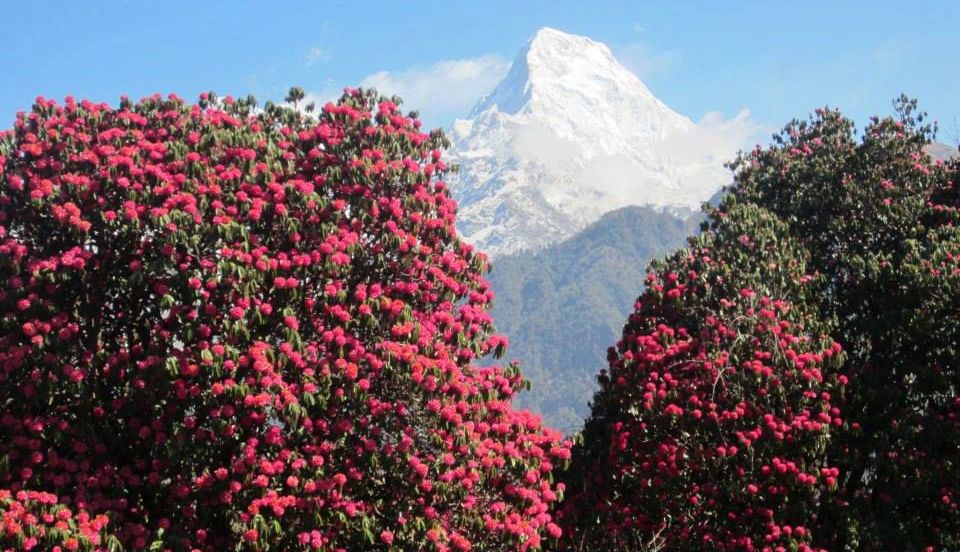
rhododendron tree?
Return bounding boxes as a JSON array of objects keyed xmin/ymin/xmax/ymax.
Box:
[
  {"xmin": 0, "ymin": 89, "xmax": 570, "ymax": 551},
  {"xmin": 563, "ymin": 98, "xmax": 959, "ymax": 550},
  {"xmin": 730, "ymin": 97, "xmax": 959, "ymax": 550},
  {"xmin": 561, "ymin": 203, "xmax": 845, "ymax": 550}
]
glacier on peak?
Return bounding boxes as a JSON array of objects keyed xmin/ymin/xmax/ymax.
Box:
[{"xmin": 447, "ymin": 27, "xmax": 749, "ymax": 257}]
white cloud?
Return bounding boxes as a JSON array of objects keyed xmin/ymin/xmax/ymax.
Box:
[
  {"xmin": 357, "ymin": 55, "xmax": 510, "ymax": 128},
  {"xmin": 510, "ymin": 122, "xmax": 583, "ymax": 169},
  {"xmin": 654, "ymin": 108, "xmax": 766, "ymax": 166},
  {"xmin": 615, "ymin": 42, "xmax": 682, "ymax": 80},
  {"xmin": 306, "ymin": 46, "xmax": 332, "ymax": 66}
]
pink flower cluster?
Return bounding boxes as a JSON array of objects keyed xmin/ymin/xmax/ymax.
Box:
[
  {"xmin": 561, "ymin": 205, "xmax": 846, "ymax": 550},
  {"xmin": 1, "ymin": 489, "xmax": 110, "ymax": 551},
  {"xmin": 0, "ymin": 90, "xmax": 570, "ymax": 550}
]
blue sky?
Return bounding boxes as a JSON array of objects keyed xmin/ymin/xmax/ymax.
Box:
[{"xmin": 2, "ymin": 1, "xmax": 958, "ymax": 143}]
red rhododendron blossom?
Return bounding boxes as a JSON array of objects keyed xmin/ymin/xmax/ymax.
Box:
[
  {"xmin": 563, "ymin": 98, "xmax": 960, "ymax": 550},
  {"xmin": 725, "ymin": 100, "xmax": 960, "ymax": 550},
  {"xmin": 0, "ymin": 489, "xmax": 110, "ymax": 551},
  {"xmin": 0, "ymin": 90, "xmax": 570, "ymax": 551},
  {"xmin": 561, "ymin": 204, "xmax": 845, "ymax": 550}
]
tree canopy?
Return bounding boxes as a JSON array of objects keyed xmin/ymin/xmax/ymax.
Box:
[
  {"xmin": 0, "ymin": 90, "xmax": 570, "ymax": 551},
  {"xmin": 563, "ymin": 97, "xmax": 959, "ymax": 551}
]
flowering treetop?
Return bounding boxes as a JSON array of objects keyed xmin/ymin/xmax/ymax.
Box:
[{"xmin": 0, "ymin": 89, "xmax": 570, "ymax": 551}]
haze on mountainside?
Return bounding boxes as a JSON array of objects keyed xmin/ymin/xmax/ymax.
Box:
[
  {"xmin": 448, "ymin": 27, "xmax": 753, "ymax": 258},
  {"xmin": 451, "ymin": 27, "xmax": 958, "ymax": 431},
  {"xmin": 488, "ymin": 205, "xmax": 706, "ymax": 431},
  {"xmin": 447, "ymin": 27, "xmax": 748, "ymax": 430}
]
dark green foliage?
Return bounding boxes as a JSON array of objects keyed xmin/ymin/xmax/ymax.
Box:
[
  {"xmin": 730, "ymin": 97, "xmax": 960, "ymax": 549},
  {"xmin": 561, "ymin": 202, "xmax": 844, "ymax": 550},
  {"xmin": 565, "ymin": 97, "xmax": 960, "ymax": 550}
]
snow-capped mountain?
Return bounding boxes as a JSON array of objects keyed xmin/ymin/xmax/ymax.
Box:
[{"xmin": 448, "ymin": 27, "xmax": 736, "ymax": 257}]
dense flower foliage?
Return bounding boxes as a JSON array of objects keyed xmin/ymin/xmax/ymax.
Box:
[
  {"xmin": 1, "ymin": 489, "xmax": 110, "ymax": 551},
  {"xmin": 731, "ymin": 98, "xmax": 960, "ymax": 550},
  {"xmin": 0, "ymin": 89, "xmax": 570, "ymax": 551},
  {"xmin": 563, "ymin": 98, "xmax": 960, "ymax": 550},
  {"xmin": 561, "ymin": 204, "xmax": 845, "ymax": 550}
]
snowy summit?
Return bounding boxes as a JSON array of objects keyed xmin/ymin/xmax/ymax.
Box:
[{"xmin": 448, "ymin": 27, "xmax": 741, "ymax": 257}]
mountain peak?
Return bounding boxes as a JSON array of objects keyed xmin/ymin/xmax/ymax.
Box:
[
  {"xmin": 529, "ymin": 26, "xmax": 569, "ymax": 40},
  {"xmin": 522, "ymin": 27, "xmax": 630, "ymax": 87},
  {"xmin": 450, "ymin": 29, "xmax": 731, "ymax": 258},
  {"xmin": 525, "ymin": 27, "xmax": 607, "ymax": 60},
  {"xmin": 470, "ymin": 27, "xmax": 667, "ymax": 123}
]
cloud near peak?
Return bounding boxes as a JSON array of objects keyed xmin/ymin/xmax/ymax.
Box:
[
  {"xmin": 641, "ymin": 108, "xmax": 765, "ymax": 193},
  {"xmin": 357, "ymin": 55, "xmax": 510, "ymax": 129}
]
